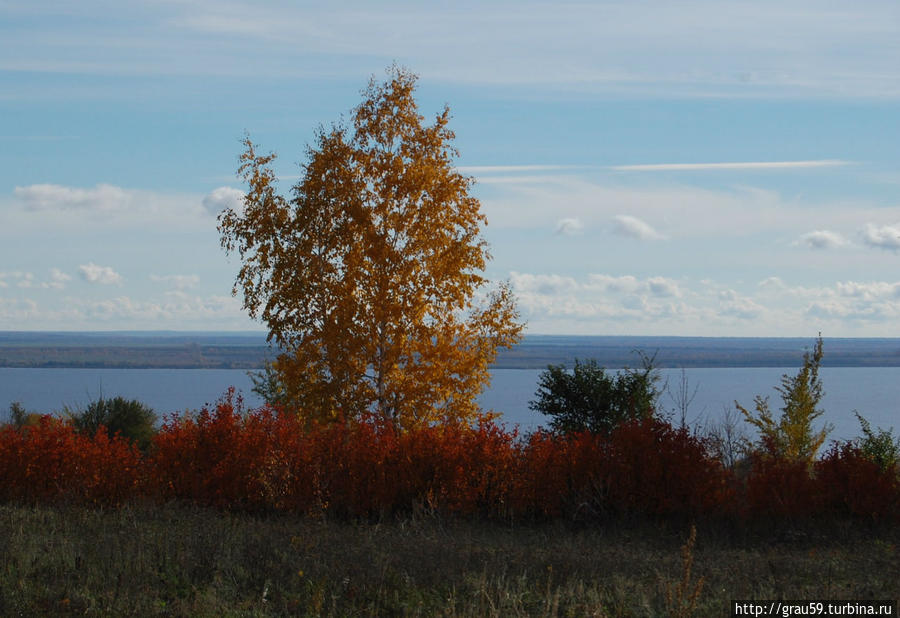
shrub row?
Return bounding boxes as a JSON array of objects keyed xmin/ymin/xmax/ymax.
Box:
[{"xmin": 1, "ymin": 390, "xmax": 898, "ymax": 523}]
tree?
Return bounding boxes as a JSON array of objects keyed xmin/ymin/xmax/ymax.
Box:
[
  {"xmin": 528, "ymin": 357, "xmax": 659, "ymax": 435},
  {"xmin": 219, "ymin": 66, "xmax": 523, "ymax": 429},
  {"xmin": 68, "ymin": 396, "xmax": 157, "ymax": 452},
  {"xmin": 736, "ymin": 335, "xmax": 832, "ymax": 463}
]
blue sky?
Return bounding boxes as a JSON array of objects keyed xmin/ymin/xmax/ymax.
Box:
[{"xmin": 2, "ymin": 0, "xmax": 899, "ymax": 336}]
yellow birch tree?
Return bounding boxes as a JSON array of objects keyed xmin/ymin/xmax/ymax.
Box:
[{"xmin": 218, "ymin": 66, "xmax": 523, "ymax": 430}]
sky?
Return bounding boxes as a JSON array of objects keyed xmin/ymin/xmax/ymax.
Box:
[{"xmin": 2, "ymin": 0, "xmax": 899, "ymax": 336}]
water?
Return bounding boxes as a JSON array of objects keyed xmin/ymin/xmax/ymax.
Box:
[
  {"xmin": 484, "ymin": 367, "xmax": 900, "ymax": 443},
  {"xmin": 1, "ymin": 367, "xmax": 898, "ymax": 444},
  {"xmin": 0, "ymin": 368, "xmax": 264, "ymax": 420}
]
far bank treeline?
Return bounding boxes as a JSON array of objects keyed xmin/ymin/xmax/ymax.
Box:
[{"xmin": 6, "ymin": 334, "xmax": 900, "ymax": 369}]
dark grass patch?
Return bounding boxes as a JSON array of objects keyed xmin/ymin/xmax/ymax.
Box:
[{"xmin": 1, "ymin": 503, "xmax": 898, "ymax": 617}]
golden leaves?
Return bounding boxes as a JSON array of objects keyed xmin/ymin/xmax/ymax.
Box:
[{"xmin": 219, "ymin": 66, "xmax": 524, "ymax": 429}]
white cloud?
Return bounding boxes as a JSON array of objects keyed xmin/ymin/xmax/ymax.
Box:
[
  {"xmin": 45, "ymin": 269, "xmax": 71, "ymax": 290},
  {"xmin": 806, "ymin": 300, "xmax": 900, "ymax": 322},
  {"xmin": 0, "ymin": 268, "xmax": 72, "ymax": 290},
  {"xmin": 15, "ymin": 273, "xmax": 35, "ymax": 288},
  {"xmin": 554, "ymin": 218, "xmax": 583, "ymax": 236},
  {"xmin": 753, "ymin": 278, "xmax": 900, "ymax": 326},
  {"xmin": 795, "ymin": 230, "xmax": 849, "ymax": 250},
  {"xmin": 861, "ymin": 223, "xmax": 900, "ymax": 251},
  {"xmin": 510, "ymin": 272, "xmax": 695, "ymax": 328},
  {"xmin": 836, "ymin": 281, "xmax": 900, "ymax": 301},
  {"xmin": 0, "ymin": 298, "xmax": 39, "ymax": 323},
  {"xmin": 612, "ymin": 160, "xmax": 850, "ymax": 172},
  {"xmin": 717, "ymin": 289, "xmax": 766, "ymax": 320},
  {"xmin": 0, "ymin": 292, "xmax": 251, "ymax": 330},
  {"xmin": 758, "ymin": 276, "xmax": 787, "ymax": 291},
  {"xmin": 10, "ymin": 184, "xmax": 209, "ymax": 227},
  {"xmin": 587, "ymin": 274, "xmax": 641, "ymax": 294},
  {"xmin": 78, "ymin": 263, "xmax": 123, "ymax": 285},
  {"xmin": 479, "ymin": 175, "xmax": 900, "ymax": 258},
  {"xmin": 612, "ymin": 215, "xmax": 665, "ymax": 241},
  {"xmin": 202, "ymin": 186, "xmax": 245, "ymax": 215},
  {"xmin": 15, "ymin": 183, "xmax": 132, "ymax": 211},
  {"xmin": 505, "ymin": 272, "xmax": 900, "ymax": 334},
  {"xmin": 0, "ymin": 269, "xmax": 72, "ymax": 290},
  {"xmin": 0, "ymin": 271, "xmax": 34, "ymax": 289},
  {"xmin": 77, "ymin": 294, "xmax": 244, "ymax": 324},
  {"xmin": 150, "ymin": 274, "xmax": 200, "ymax": 290},
  {"xmin": 510, "ymin": 272, "xmax": 579, "ymax": 296},
  {"xmin": 647, "ymin": 277, "xmax": 681, "ymax": 298}
]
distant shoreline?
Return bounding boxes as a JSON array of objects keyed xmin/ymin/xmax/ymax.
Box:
[{"xmin": 1, "ymin": 332, "xmax": 898, "ymax": 369}]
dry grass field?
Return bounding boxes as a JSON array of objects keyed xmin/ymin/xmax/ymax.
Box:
[{"xmin": 1, "ymin": 503, "xmax": 898, "ymax": 617}]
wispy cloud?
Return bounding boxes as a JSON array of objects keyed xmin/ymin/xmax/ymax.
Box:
[
  {"xmin": 150, "ymin": 274, "xmax": 200, "ymax": 290},
  {"xmin": 795, "ymin": 230, "xmax": 849, "ymax": 250},
  {"xmin": 611, "ymin": 160, "xmax": 850, "ymax": 172},
  {"xmin": 612, "ymin": 215, "xmax": 665, "ymax": 241},
  {"xmin": 5, "ymin": 2, "xmax": 900, "ymax": 98},
  {"xmin": 459, "ymin": 165, "xmax": 578, "ymax": 174},
  {"xmin": 554, "ymin": 218, "xmax": 583, "ymax": 236},
  {"xmin": 0, "ymin": 135, "xmax": 79, "ymax": 141},
  {"xmin": 10, "ymin": 184, "xmax": 212, "ymax": 227}
]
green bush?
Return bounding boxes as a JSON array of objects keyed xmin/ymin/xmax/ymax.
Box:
[
  {"xmin": 528, "ymin": 357, "xmax": 659, "ymax": 435},
  {"xmin": 853, "ymin": 411, "xmax": 900, "ymax": 473},
  {"xmin": 69, "ymin": 396, "xmax": 157, "ymax": 452}
]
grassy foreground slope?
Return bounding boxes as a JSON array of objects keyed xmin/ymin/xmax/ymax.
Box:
[{"xmin": 2, "ymin": 503, "xmax": 898, "ymax": 617}]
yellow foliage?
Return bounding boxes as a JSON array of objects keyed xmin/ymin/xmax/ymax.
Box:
[
  {"xmin": 736, "ymin": 335, "xmax": 832, "ymax": 463},
  {"xmin": 219, "ymin": 66, "xmax": 524, "ymax": 430}
]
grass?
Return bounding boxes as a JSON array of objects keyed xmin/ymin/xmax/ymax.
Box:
[{"xmin": 1, "ymin": 504, "xmax": 898, "ymax": 616}]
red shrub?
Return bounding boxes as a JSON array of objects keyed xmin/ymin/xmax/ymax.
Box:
[
  {"xmin": 149, "ymin": 389, "xmax": 308, "ymax": 510},
  {"xmin": 511, "ymin": 418, "xmax": 731, "ymax": 521},
  {"xmin": 603, "ymin": 418, "xmax": 733, "ymax": 519},
  {"xmin": 301, "ymin": 415, "xmax": 518, "ymax": 519},
  {"xmin": 396, "ymin": 418, "xmax": 518, "ymax": 518},
  {"xmin": 149, "ymin": 393, "xmax": 519, "ymax": 518},
  {"xmin": 510, "ymin": 430, "xmax": 593, "ymax": 519},
  {"xmin": 815, "ymin": 442, "xmax": 900, "ymax": 522},
  {"xmin": 0, "ymin": 416, "xmax": 141, "ymax": 506},
  {"xmin": 743, "ymin": 453, "xmax": 817, "ymax": 520},
  {"xmin": 6, "ymin": 386, "xmax": 898, "ymax": 527}
]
